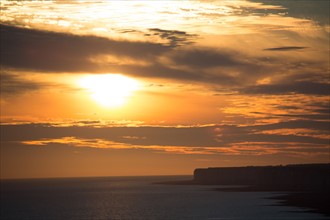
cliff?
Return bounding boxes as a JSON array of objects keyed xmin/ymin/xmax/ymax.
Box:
[{"xmin": 194, "ymin": 164, "xmax": 330, "ymax": 190}]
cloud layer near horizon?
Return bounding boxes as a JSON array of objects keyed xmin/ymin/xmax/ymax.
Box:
[{"xmin": 1, "ymin": 121, "xmax": 328, "ymax": 156}]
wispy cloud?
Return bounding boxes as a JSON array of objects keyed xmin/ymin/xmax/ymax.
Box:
[
  {"xmin": 1, "ymin": 120, "xmax": 328, "ymax": 158},
  {"xmin": 21, "ymin": 136, "xmax": 215, "ymax": 155},
  {"xmin": 0, "ymin": 72, "xmax": 68, "ymax": 96},
  {"xmin": 240, "ymin": 81, "xmax": 330, "ymax": 96},
  {"xmin": 2, "ymin": 22, "xmax": 328, "ymax": 100},
  {"xmin": 20, "ymin": 135, "xmax": 328, "ymax": 157},
  {"xmin": 263, "ymin": 46, "xmax": 308, "ymax": 51},
  {"xmin": 0, "ymin": 24, "xmax": 168, "ymax": 73}
]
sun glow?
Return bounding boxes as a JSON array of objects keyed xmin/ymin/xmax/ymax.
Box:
[{"xmin": 78, "ymin": 74, "xmax": 140, "ymax": 108}]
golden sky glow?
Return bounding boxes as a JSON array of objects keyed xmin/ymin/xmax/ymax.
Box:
[{"xmin": 0, "ymin": 0, "xmax": 329, "ymax": 179}]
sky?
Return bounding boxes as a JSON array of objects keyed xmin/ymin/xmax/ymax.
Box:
[{"xmin": 0, "ymin": 0, "xmax": 329, "ymax": 179}]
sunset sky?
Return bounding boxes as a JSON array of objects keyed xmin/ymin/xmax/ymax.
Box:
[{"xmin": 1, "ymin": 0, "xmax": 329, "ymax": 179}]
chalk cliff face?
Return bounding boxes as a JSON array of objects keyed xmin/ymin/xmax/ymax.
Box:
[{"xmin": 194, "ymin": 164, "xmax": 330, "ymax": 189}]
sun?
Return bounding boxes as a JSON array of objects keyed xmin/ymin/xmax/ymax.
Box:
[{"xmin": 78, "ymin": 74, "xmax": 140, "ymax": 108}]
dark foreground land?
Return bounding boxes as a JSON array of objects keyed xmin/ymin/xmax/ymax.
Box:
[
  {"xmin": 272, "ymin": 191, "xmax": 330, "ymax": 217},
  {"xmin": 158, "ymin": 163, "xmax": 330, "ymax": 217},
  {"xmin": 214, "ymin": 185, "xmax": 330, "ymax": 217}
]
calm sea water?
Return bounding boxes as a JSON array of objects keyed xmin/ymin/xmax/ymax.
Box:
[{"xmin": 0, "ymin": 176, "xmax": 328, "ymax": 220}]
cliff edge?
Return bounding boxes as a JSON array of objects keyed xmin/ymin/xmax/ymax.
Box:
[{"xmin": 194, "ymin": 163, "xmax": 330, "ymax": 190}]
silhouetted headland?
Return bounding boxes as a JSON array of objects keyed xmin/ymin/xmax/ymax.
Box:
[
  {"xmin": 158, "ymin": 163, "xmax": 330, "ymax": 216},
  {"xmin": 194, "ymin": 163, "xmax": 330, "ymax": 190}
]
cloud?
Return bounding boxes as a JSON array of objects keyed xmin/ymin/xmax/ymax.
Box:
[
  {"xmin": 0, "ymin": 24, "xmax": 265, "ymax": 88},
  {"xmin": 166, "ymin": 48, "xmax": 249, "ymax": 68},
  {"xmin": 0, "ymin": 123, "xmax": 219, "ymax": 147},
  {"xmin": 249, "ymin": 0, "xmax": 330, "ymax": 25},
  {"xmin": 274, "ymin": 113, "xmax": 329, "ymax": 121},
  {"xmin": 1, "ymin": 120, "xmax": 328, "ymax": 157},
  {"xmin": 240, "ymin": 81, "xmax": 330, "ymax": 95},
  {"xmin": 251, "ymin": 120, "xmax": 330, "ymax": 132},
  {"xmin": 147, "ymin": 28, "xmax": 197, "ymax": 47},
  {"xmin": 0, "ymin": 72, "xmax": 42, "ymax": 95},
  {"xmin": 214, "ymin": 123, "xmax": 328, "ymax": 146},
  {"xmin": 20, "ymin": 137, "xmax": 328, "ymax": 157},
  {"xmin": 0, "ymin": 24, "xmax": 168, "ymax": 73},
  {"xmin": 220, "ymin": 93, "xmax": 330, "ymax": 126},
  {"xmin": 0, "ymin": 72, "xmax": 64, "ymax": 96},
  {"xmin": 21, "ymin": 136, "xmax": 215, "ymax": 155},
  {"xmin": 1, "ymin": 23, "xmax": 328, "ymax": 97},
  {"xmin": 263, "ymin": 46, "xmax": 308, "ymax": 51}
]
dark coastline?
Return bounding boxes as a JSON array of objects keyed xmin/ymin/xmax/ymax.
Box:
[
  {"xmin": 156, "ymin": 180, "xmax": 330, "ymax": 217},
  {"xmin": 156, "ymin": 164, "xmax": 330, "ymax": 218},
  {"xmin": 271, "ymin": 191, "xmax": 330, "ymax": 217},
  {"xmin": 214, "ymin": 186, "xmax": 330, "ymax": 217}
]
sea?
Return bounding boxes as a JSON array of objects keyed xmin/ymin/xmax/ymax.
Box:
[{"xmin": 0, "ymin": 176, "xmax": 328, "ymax": 220}]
